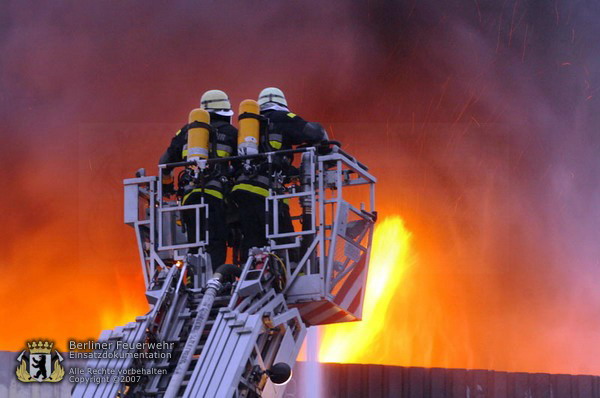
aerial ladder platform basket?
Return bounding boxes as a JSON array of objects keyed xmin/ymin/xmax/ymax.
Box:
[{"xmin": 72, "ymin": 140, "xmax": 376, "ymax": 398}]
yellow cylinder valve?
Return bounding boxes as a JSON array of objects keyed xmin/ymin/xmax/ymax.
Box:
[
  {"xmin": 187, "ymin": 108, "xmax": 210, "ymax": 161},
  {"xmin": 238, "ymin": 99, "xmax": 260, "ymax": 156}
]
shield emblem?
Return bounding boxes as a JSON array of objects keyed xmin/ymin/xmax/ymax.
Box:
[{"xmin": 29, "ymin": 353, "xmax": 52, "ymax": 382}]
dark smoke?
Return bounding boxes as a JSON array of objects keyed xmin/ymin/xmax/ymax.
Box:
[{"xmin": 0, "ymin": 0, "xmax": 598, "ymax": 373}]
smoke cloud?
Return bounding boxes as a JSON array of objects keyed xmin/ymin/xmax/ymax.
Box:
[{"xmin": 0, "ymin": 0, "xmax": 598, "ymax": 374}]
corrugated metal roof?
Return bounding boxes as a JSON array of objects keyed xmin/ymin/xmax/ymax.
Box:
[
  {"xmin": 1, "ymin": 352, "xmax": 598, "ymax": 397},
  {"xmin": 287, "ymin": 363, "xmax": 600, "ymax": 398}
]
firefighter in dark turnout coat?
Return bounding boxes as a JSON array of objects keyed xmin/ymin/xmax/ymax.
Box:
[
  {"xmin": 160, "ymin": 90, "xmax": 237, "ymax": 269},
  {"xmin": 231, "ymin": 87, "xmax": 327, "ymax": 262}
]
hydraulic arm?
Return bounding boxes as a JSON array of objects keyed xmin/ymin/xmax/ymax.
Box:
[{"xmin": 72, "ymin": 142, "xmax": 376, "ymax": 398}]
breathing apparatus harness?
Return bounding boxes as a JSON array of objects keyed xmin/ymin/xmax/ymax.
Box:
[
  {"xmin": 235, "ymin": 112, "xmax": 293, "ymax": 195},
  {"xmin": 176, "ymin": 122, "xmax": 229, "ymax": 201}
]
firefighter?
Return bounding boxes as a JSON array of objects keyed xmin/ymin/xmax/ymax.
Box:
[
  {"xmin": 159, "ymin": 89, "xmax": 238, "ymax": 269},
  {"xmin": 231, "ymin": 87, "xmax": 328, "ymax": 262}
]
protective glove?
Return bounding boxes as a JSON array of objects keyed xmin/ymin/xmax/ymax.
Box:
[
  {"xmin": 317, "ymin": 141, "xmax": 333, "ymax": 155},
  {"xmin": 162, "ymin": 182, "xmax": 175, "ymax": 196}
]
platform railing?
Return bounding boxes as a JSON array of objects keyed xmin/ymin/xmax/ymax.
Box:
[
  {"xmin": 277, "ymin": 145, "xmax": 377, "ymax": 306},
  {"xmin": 126, "ymin": 143, "xmax": 376, "ymax": 297}
]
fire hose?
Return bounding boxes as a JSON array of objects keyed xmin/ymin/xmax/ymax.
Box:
[{"xmin": 163, "ymin": 264, "xmax": 239, "ymax": 398}]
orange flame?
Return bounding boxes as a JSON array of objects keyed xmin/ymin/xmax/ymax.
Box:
[
  {"xmin": 320, "ymin": 216, "xmax": 413, "ymax": 363},
  {"xmin": 318, "ymin": 213, "xmax": 600, "ymax": 375}
]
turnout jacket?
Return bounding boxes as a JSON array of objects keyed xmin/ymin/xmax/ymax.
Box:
[
  {"xmin": 260, "ymin": 109, "xmax": 325, "ymax": 152},
  {"xmin": 160, "ymin": 116, "xmax": 238, "ymax": 201},
  {"xmin": 232, "ymin": 109, "xmax": 327, "ymax": 198}
]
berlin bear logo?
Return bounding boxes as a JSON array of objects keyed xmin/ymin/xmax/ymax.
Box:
[{"xmin": 15, "ymin": 341, "xmax": 65, "ymax": 383}]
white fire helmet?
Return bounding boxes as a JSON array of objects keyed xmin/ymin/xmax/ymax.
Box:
[
  {"xmin": 258, "ymin": 87, "xmax": 288, "ymax": 107},
  {"xmin": 200, "ymin": 90, "xmax": 234, "ymax": 117}
]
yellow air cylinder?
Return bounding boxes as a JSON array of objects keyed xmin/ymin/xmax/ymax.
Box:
[
  {"xmin": 187, "ymin": 108, "xmax": 210, "ymax": 160},
  {"xmin": 238, "ymin": 99, "xmax": 260, "ymax": 156}
]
